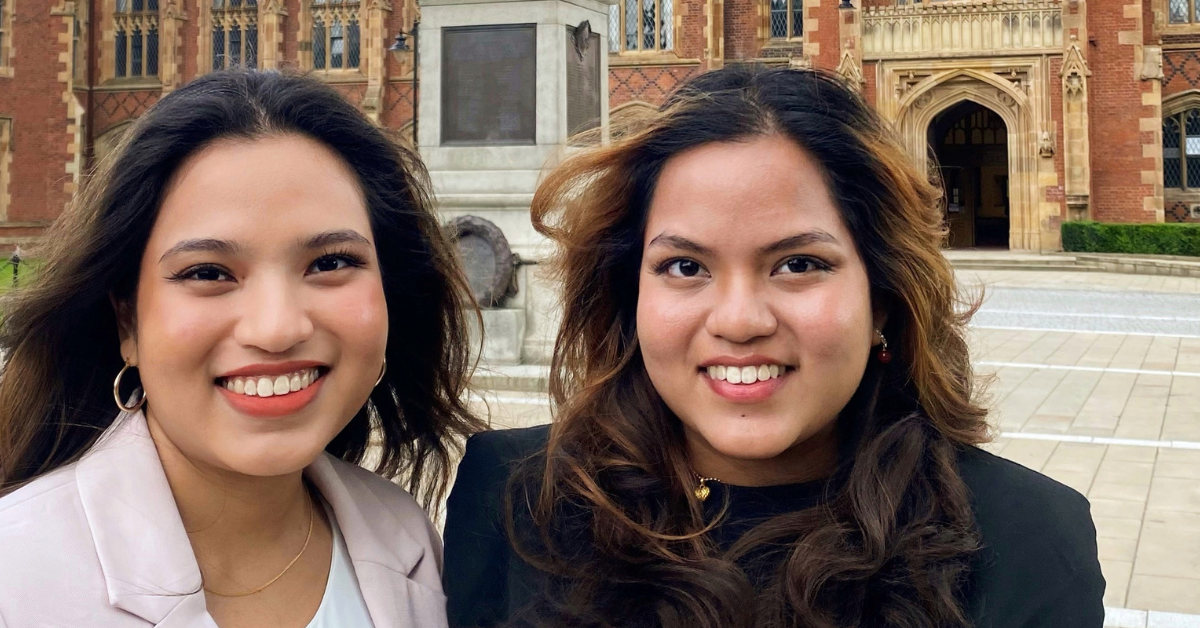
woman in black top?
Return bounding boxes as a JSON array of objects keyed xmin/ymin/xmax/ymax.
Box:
[{"xmin": 443, "ymin": 66, "xmax": 1105, "ymax": 628}]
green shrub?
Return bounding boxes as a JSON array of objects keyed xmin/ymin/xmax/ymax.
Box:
[{"xmin": 1061, "ymin": 221, "xmax": 1200, "ymax": 257}]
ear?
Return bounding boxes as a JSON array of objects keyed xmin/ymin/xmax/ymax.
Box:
[{"xmin": 111, "ymin": 293, "xmax": 139, "ymax": 365}]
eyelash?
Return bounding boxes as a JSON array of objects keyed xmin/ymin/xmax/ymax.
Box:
[{"xmin": 167, "ymin": 250, "xmax": 368, "ymax": 283}]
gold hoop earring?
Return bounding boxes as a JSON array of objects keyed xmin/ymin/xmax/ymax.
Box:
[
  {"xmin": 113, "ymin": 360, "xmax": 147, "ymax": 412},
  {"xmin": 374, "ymin": 357, "xmax": 387, "ymax": 388}
]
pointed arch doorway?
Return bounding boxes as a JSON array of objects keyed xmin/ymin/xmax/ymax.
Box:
[{"xmin": 929, "ymin": 101, "xmax": 1011, "ymax": 249}]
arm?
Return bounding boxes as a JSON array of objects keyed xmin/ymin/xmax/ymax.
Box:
[{"xmin": 443, "ymin": 433, "xmax": 515, "ymax": 628}]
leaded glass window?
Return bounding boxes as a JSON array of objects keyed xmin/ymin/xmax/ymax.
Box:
[
  {"xmin": 114, "ymin": 0, "xmax": 158, "ymax": 78},
  {"xmin": 771, "ymin": 0, "xmax": 802, "ymax": 39},
  {"xmin": 1161, "ymin": 108, "xmax": 1200, "ymax": 189},
  {"xmin": 310, "ymin": 0, "xmax": 360, "ymax": 71},
  {"xmin": 1166, "ymin": 0, "xmax": 1200, "ymax": 23},
  {"xmin": 212, "ymin": 0, "xmax": 257, "ymax": 70},
  {"xmin": 611, "ymin": 0, "xmax": 673, "ymax": 52}
]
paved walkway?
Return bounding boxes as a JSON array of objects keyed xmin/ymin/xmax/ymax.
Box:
[{"xmin": 467, "ymin": 267, "xmax": 1200, "ymax": 624}]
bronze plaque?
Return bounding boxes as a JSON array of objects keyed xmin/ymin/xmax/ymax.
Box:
[
  {"xmin": 566, "ymin": 24, "xmax": 601, "ymax": 137},
  {"xmin": 442, "ymin": 24, "xmax": 537, "ymax": 145}
]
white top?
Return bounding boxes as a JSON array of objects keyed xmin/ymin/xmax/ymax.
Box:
[{"xmin": 306, "ymin": 505, "xmax": 376, "ymax": 628}]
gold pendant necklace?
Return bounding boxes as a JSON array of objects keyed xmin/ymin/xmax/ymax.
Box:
[
  {"xmin": 202, "ymin": 492, "xmax": 316, "ymax": 598},
  {"xmin": 694, "ymin": 475, "xmax": 721, "ymax": 502}
]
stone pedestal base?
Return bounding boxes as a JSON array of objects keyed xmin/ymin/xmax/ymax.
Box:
[{"xmin": 471, "ymin": 308, "xmax": 528, "ymax": 365}]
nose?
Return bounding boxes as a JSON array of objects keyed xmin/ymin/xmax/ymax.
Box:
[
  {"xmin": 705, "ymin": 276, "xmax": 777, "ymax": 344},
  {"xmin": 233, "ymin": 273, "xmax": 315, "ymax": 354}
]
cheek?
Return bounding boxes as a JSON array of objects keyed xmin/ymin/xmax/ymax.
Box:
[
  {"xmin": 316, "ymin": 279, "xmax": 389, "ymax": 351},
  {"xmin": 136, "ymin": 285, "xmax": 230, "ymax": 367},
  {"xmin": 635, "ymin": 279, "xmax": 698, "ymax": 372},
  {"xmin": 788, "ymin": 277, "xmax": 874, "ymax": 362}
]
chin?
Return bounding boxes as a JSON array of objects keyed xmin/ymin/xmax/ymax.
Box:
[
  {"xmin": 216, "ymin": 432, "xmax": 329, "ymax": 477},
  {"xmin": 700, "ymin": 423, "xmax": 802, "ymax": 461}
]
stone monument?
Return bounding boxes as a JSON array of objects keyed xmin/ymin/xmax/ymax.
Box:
[{"xmin": 418, "ymin": 0, "xmax": 614, "ymax": 365}]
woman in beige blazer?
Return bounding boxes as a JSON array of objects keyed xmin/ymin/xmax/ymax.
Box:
[{"xmin": 0, "ymin": 70, "xmax": 482, "ymax": 628}]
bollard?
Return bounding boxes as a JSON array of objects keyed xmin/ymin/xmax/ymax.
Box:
[{"xmin": 9, "ymin": 248, "xmax": 20, "ymax": 288}]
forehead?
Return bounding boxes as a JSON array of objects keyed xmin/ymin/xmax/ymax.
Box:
[
  {"xmin": 644, "ymin": 134, "xmax": 850, "ymax": 249},
  {"xmin": 148, "ymin": 134, "xmax": 373, "ymax": 253}
]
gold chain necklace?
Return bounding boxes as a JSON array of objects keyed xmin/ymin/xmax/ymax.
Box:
[
  {"xmin": 201, "ymin": 491, "xmax": 316, "ymax": 598},
  {"xmin": 694, "ymin": 475, "xmax": 722, "ymax": 502}
]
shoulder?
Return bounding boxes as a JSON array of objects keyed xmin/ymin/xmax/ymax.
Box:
[
  {"xmin": 0, "ymin": 465, "xmax": 110, "ymax": 620},
  {"xmin": 462, "ymin": 425, "xmax": 551, "ymax": 473},
  {"xmin": 321, "ymin": 455, "xmax": 442, "ymax": 556},
  {"xmin": 957, "ymin": 445, "xmax": 1095, "ymax": 553},
  {"xmin": 956, "ymin": 445, "xmax": 1105, "ymax": 627}
]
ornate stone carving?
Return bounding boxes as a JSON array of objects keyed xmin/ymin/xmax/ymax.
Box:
[
  {"xmin": 1060, "ymin": 36, "xmax": 1091, "ymax": 99},
  {"xmin": 1039, "ymin": 130, "xmax": 1055, "ymax": 157},
  {"xmin": 446, "ymin": 216, "xmax": 518, "ymax": 308},
  {"xmin": 835, "ymin": 50, "xmax": 866, "ymax": 90}
]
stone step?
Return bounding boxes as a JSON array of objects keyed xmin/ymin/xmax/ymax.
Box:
[{"xmin": 470, "ymin": 364, "xmax": 550, "ymax": 393}]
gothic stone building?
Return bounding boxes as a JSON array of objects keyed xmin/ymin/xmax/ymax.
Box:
[{"xmin": 1, "ymin": 0, "xmax": 1198, "ymax": 250}]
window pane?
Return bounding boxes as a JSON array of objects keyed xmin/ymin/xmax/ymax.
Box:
[
  {"xmin": 347, "ymin": 20, "xmax": 360, "ymax": 68},
  {"xmin": 115, "ymin": 30, "xmax": 128, "ymax": 77},
  {"xmin": 148, "ymin": 0, "xmax": 158, "ymax": 10},
  {"xmin": 117, "ymin": 0, "xmax": 129, "ymax": 12},
  {"xmin": 791, "ymin": 0, "xmax": 803, "ymax": 37},
  {"xmin": 331, "ymin": 21, "xmax": 343, "ymax": 68},
  {"xmin": 1171, "ymin": 0, "xmax": 1188, "ymax": 22},
  {"xmin": 213, "ymin": 28, "xmax": 225, "ymax": 70},
  {"xmin": 661, "ymin": 0, "xmax": 672, "ymax": 49},
  {"xmin": 245, "ymin": 25, "xmax": 258, "ymax": 68},
  {"xmin": 770, "ymin": 0, "xmax": 787, "ymax": 38},
  {"xmin": 147, "ymin": 28, "xmax": 158, "ymax": 75},
  {"xmin": 609, "ymin": 4, "xmax": 619, "ymax": 52},
  {"xmin": 313, "ymin": 22, "xmax": 326, "ymax": 68},
  {"xmin": 230, "ymin": 26, "xmax": 241, "ymax": 66},
  {"xmin": 625, "ymin": 0, "xmax": 637, "ymax": 49},
  {"xmin": 642, "ymin": 0, "xmax": 655, "ymax": 50},
  {"xmin": 133, "ymin": 0, "xmax": 143, "ymax": 11},
  {"xmin": 132, "ymin": 28, "xmax": 143, "ymax": 76}
]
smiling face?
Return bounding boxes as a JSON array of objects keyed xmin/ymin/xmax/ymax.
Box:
[
  {"xmin": 636, "ymin": 134, "xmax": 881, "ymax": 486},
  {"xmin": 121, "ymin": 134, "xmax": 388, "ymax": 478}
]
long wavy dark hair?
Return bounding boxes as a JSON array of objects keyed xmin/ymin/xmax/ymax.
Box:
[
  {"xmin": 0, "ymin": 69, "xmax": 485, "ymax": 509},
  {"xmin": 518, "ymin": 65, "xmax": 990, "ymax": 627}
]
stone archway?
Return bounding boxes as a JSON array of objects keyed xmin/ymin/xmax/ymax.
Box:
[{"xmin": 879, "ymin": 61, "xmax": 1055, "ymax": 251}]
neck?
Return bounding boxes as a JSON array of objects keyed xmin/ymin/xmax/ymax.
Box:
[
  {"xmin": 145, "ymin": 411, "xmax": 313, "ymax": 557},
  {"xmin": 686, "ymin": 421, "xmax": 839, "ymax": 487}
]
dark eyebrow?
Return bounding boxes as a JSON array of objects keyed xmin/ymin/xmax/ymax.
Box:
[
  {"xmin": 646, "ymin": 234, "xmax": 714, "ymax": 257},
  {"xmin": 159, "ymin": 238, "xmax": 241, "ymax": 263},
  {"xmin": 759, "ymin": 230, "xmax": 838, "ymax": 255},
  {"xmin": 301, "ymin": 229, "xmax": 372, "ymax": 250}
]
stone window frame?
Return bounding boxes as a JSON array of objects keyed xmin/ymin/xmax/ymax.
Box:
[
  {"xmin": 1163, "ymin": 92, "xmax": 1200, "ymax": 190},
  {"xmin": 1155, "ymin": 0, "xmax": 1200, "ymax": 34},
  {"xmin": 302, "ymin": 0, "xmax": 364, "ymax": 78},
  {"xmin": 0, "ymin": 0, "xmax": 13, "ymax": 76},
  {"xmin": 0, "ymin": 117, "xmax": 11, "ymax": 221},
  {"xmin": 607, "ymin": 0, "xmax": 677, "ymax": 55},
  {"xmin": 107, "ymin": 0, "xmax": 161, "ymax": 82}
]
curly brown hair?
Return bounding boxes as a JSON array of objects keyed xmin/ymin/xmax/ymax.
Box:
[{"xmin": 514, "ymin": 65, "xmax": 990, "ymax": 628}]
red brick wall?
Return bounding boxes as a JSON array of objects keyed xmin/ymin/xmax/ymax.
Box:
[
  {"xmin": 724, "ymin": 0, "xmax": 758, "ymax": 60},
  {"xmin": 1163, "ymin": 50, "xmax": 1200, "ymax": 97},
  {"xmin": 610, "ymin": 65, "xmax": 700, "ymax": 108},
  {"xmin": 1086, "ymin": 0, "xmax": 1158, "ymax": 222},
  {"xmin": 862, "ymin": 60, "xmax": 876, "ymax": 108},
  {"xmin": 807, "ymin": 0, "xmax": 840, "ymax": 70},
  {"xmin": 0, "ymin": 3, "xmax": 73, "ymax": 226}
]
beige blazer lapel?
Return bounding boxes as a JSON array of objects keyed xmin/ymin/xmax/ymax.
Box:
[
  {"xmin": 75, "ymin": 412, "xmax": 210, "ymax": 626},
  {"xmin": 306, "ymin": 455, "xmax": 448, "ymax": 628}
]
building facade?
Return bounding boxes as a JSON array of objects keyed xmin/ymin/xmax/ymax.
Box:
[{"xmin": 1, "ymin": 0, "xmax": 1197, "ymax": 250}]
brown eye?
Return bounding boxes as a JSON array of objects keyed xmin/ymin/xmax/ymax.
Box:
[
  {"xmin": 668, "ymin": 259, "xmax": 704, "ymax": 278},
  {"xmin": 776, "ymin": 256, "xmax": 829, "ymax": 275}
]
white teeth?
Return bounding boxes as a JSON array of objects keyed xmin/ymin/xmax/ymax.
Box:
[
  {"xmin": 741, "ymin": 366, "xmax": 757, "ymax": 384},
  {"xmin": 223, "ymin": 368, "xmax": 321, "ymax": 397},
  {"xmin": 727, "ymin": 367, "xmax": 742, "ymax": 384},
  {"xmin": 705, "ymin": 364, "xmax": 787, "ymax": 385}
]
